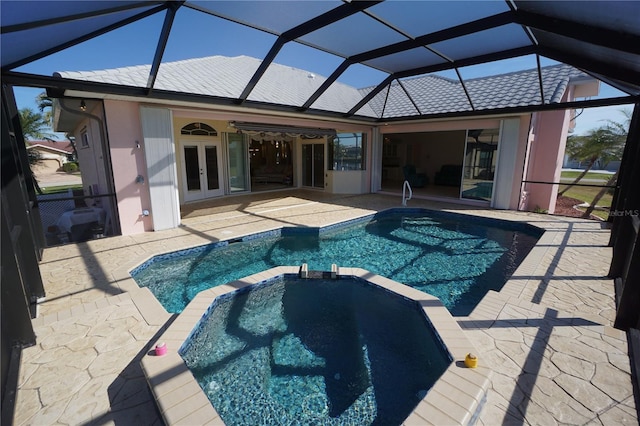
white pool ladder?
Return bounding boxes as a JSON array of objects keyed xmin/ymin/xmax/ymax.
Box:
[{"xmin": 402, "ymin": 180, "xmax": 412, "ymax": 206}]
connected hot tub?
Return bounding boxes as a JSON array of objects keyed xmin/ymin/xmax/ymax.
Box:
[{"xmin": 141, "ymin": 266, "xmax": 492, "ymax": 425}]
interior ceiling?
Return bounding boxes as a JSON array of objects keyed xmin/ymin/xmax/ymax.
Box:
[{"xmin": 1, "ymin": 0, "xmax": 639, "ymax": 122}]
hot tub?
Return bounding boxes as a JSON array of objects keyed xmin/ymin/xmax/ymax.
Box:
[{"xmin": 141, "ymin": 266, "xmax": 491, "ymax": 425}]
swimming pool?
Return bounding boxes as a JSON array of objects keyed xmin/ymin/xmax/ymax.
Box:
[
  {"xmin": 132, "ymin": 208, "xmax": 542, "ymax": 315},
  {"xmin": 180, "ymin": 275, "xmax": 452, "ymax": 425}
]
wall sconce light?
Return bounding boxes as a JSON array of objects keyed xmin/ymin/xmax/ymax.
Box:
[
  {"xmin": 135, "ymin": 140, "xmax": 140, "ymax": 149},
  {"xmin": 80, "ymin": 100, "xmax": 87, "ymax": 111}
]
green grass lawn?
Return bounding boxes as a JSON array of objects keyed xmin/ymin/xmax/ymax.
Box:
[
  {"xmin": 40, "ymin": 184, "xmax": 82, "ymax": 195},
  {"xmin": 560, "ymin": 171, "xmax": 612, "ymax": 181}
]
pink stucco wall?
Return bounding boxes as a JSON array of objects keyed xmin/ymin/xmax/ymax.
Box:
[
  {"xmin": 98, "ymin": 98, "xmax": 572, "ymax": 233},
  {"xmin": 103, "ymin": 100, "xmax": 153, "ymax": 234},
  {"xmin": 524, "ymin": 88, "xmax": 574, "ymax": 213}
]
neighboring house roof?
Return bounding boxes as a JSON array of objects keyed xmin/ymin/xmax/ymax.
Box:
[
  {"xmin": 56, "ymin": 56, "xmax": 590, "ymax": 120},
  {"xmin": 362, "ymin": 64, "xmax": 590, "ymax": 118},
  {"xmin": 55, "ymin": 55, "xmax": 379, "ymax": 118},
  {"xmin": 26, "ymin": 140, "xmax": 74, "ymax": 155}
]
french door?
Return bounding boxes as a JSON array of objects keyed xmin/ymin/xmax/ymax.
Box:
[
  {"xmin": 302, "ymin": 143, "xmax": 324, "ymax": 188},
  {"xmin": 180, "ymin": 140, "xmax": 224, "ymax": 202}
]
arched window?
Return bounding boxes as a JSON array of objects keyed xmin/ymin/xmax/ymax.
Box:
[{"xmin": 180, "ymin": 122, "xmax": 218, "ymax": 136}]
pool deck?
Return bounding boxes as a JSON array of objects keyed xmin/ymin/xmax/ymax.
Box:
[{"xmin": 13, "ymin": 190, "xmax": 637, "ymax": 425}]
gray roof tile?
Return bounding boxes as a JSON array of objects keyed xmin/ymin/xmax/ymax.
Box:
[
  {"xmin": 362, "ymin": 64, "xmax": 588, "ymax": 117},
  {"xmin": 56, "ymin": 58, "xmax": 587, "ymax": 119}
]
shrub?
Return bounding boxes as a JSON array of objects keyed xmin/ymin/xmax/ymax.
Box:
[{"xmin": 63, "ymin": 162, "xmax": 79, "ymax": 173}]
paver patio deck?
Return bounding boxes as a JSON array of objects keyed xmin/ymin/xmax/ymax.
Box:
[{"xmin": 12, "ymin": 190, "xmax": 637, "ymax": 425}]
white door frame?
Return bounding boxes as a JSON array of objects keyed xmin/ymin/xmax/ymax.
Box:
[{"xmin": 179, "ymin": 139, "xmax": 224, "ymax": 202}]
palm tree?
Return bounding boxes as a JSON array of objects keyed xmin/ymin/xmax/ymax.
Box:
[
  {"xmin": 559, "ymin": 126, "xmax": 625, "ymax": 196},
  {"xmin": 19, "ymin": 108, "xmax": 57, "ymax": 140},
  {"xmin": 36, "ymin": 91, "xmax": 54, "ymax": 124},
  {"xmin": 580, "ymin": 109, "xmax": 631, "ymax": 219},
  {"xmin": 36, "ymin": 91, "xmax": 78, "ymax": 159},
  {"xmin": 18, "ymin": 107, "xmax": 52, "ymax": 195},
  {"xmin": 582, "ymin": 170, "xmax": 619, "ymax": 218}
]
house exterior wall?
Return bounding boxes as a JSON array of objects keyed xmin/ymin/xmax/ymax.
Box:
[
  {"xmin": 71, "ymin": 109, "xmax": 103, "ymax": 197},
  {"xmin": 103, "ymin": 100, "xmax": 152, "ymax": 234},
  {"xmin": 523, "ymin": 88, "xmax": 574, "ymax": 213},
  {"xmin": 30, "ymin": 152, "xmax": 64, "ymax": 175},
  {"xmin": 29, "ymin": 147, "xmax": 68, "ymax": 167},
  {"xmin": 74, "ymin": 98, "xmax": 575, "ymax": 235},
  {"xmin": 326, "ymin": 170, "xmax": 367, "ymax": 193}
]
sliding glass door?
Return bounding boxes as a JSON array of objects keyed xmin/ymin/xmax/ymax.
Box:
[
  {"xmin": 461, "ymin": 128, "xmax": 499, "ymax": 202},
  {"xmin": 227, "ymin": 133, "xmax": 249, "ymax": 192},
  {"xmin": 302, "ymin": 143, "xmax": 324, "ymax": 188}
]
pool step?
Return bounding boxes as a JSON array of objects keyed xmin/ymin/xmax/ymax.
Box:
[{"xmin": 299, "ymin": 263, "xmax": 340, "ymax": 279}]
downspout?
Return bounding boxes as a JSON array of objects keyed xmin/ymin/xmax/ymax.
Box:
[{"xmin": 58, "ymin": 99, "xmax": 121, "ymax": 235}]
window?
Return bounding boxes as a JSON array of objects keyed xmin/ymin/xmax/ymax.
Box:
[
  {"xmin": 328, "ymin": 133, "xmax": 367, "ymax": 171},
  {"xmin": 80, "ymin": 129, "xmax": 89, "ymax": 148},
  {"xmin": 180, "ymin": 122, "xmax": 218, "ymax": 136}
]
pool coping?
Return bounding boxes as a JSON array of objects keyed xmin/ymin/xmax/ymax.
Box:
[{"xmin": 140, "ymin": 266, "xmax": 492, "ymax": 425}]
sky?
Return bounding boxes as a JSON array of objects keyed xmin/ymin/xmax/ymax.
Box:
[{"xmin": 10, "ymin": 2, "xmax": 632, "ymax": 139}]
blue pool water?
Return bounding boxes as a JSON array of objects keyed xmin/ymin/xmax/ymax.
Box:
[
  {"xmin": 132, "ymin": 209, "xmax": 541, "ymax": 315},
  {"xmin": 180, "ymin": 275, "xmax": 452, "ymax": 425}
]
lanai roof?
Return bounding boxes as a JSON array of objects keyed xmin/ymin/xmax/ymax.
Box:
[{"xmin": 1, "ymin": 1, "xmax": 639, "ymax": 122}]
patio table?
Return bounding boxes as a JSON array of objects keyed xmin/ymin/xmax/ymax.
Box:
[{"xmin": 56, "ymin": 207, "xmax": 106, "ymax": 234}]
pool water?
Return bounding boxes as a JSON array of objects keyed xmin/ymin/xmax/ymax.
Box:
[
  {"xmin": 133, "ymin": 210, "xmax": 541, "ymax": 315},
  {"xmin": 180, "ymin": 276, "xmax": 452, "ymax": 425}
]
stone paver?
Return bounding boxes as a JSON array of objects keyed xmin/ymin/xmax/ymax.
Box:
[
  {"xmin": 13, "ymin": 191, "xmax": 637, "ymax": 425},
  {"xmin": 15, "ymin": 296, "xmax": 167, "ymax": 425},
  {"xmin": 463, "ymin": 291, "xmax": 635, "ymax": 425}
]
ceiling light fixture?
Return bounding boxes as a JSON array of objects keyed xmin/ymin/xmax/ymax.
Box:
[{"xmin": 80, "ymin": 100, "xmax": 87, "ymax": 111}]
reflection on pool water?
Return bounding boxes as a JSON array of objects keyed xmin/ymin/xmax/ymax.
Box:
[
  {"xmin": 132, "ymin": 209, "xmax": 542, "ymax": 315},
  {"xmin": 180, "ymin": 275, "xmax": 452, "ymax": 425}
]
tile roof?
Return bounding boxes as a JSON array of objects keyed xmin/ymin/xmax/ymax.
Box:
[
  {"xmin": 56, "ymin": 57, "xmax": 588, "ymax": 120},
  {"xmin": 363, "ymin": 64, "xmax": 588, "ymax": 118},
  {"xmin": 55, "ymin": 56, "xmax": 378, "ymax": 118}
]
